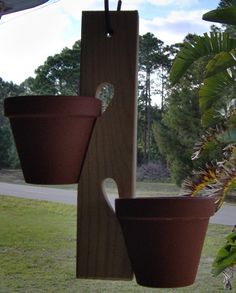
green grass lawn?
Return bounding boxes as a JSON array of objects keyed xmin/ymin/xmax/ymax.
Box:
[{"xmin": 0, "ymin": 195, "xmax": 235, "ymax": 292}]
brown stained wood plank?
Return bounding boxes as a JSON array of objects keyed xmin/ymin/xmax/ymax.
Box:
[{"xmin": 77, "ymin": 11, "xmax": 138, "ymax": 279}]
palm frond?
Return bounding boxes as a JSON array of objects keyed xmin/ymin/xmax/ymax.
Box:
[
  {"xmin": 212, "ymin": 230, "xmax": 236, "ymax": 277},
  {"xmin": 213, "ymin": 150, "xmax": 236, "ymax": 210},
  {"xmin": 227, "ymin": 106, "xmax": 236, "ymax": 127},
  {"xmin": 191, "ymin": 124, "xmax": 226, "ymax": 160},
  {"xmin": 199, "ymin": 71, "xmax": 234, "ymax": 113},
  {"xmin": 201, "ymin": 107, "xmax": 224, "ymax": 127},
  {"xmin": 170, "ymin": 32, "xmax": 236, "ymax": 85},
  {"xmin": 182, "ymin": 146, "xmax": 236, "ymax": 211},
  {"xmin": 203, "ymin": 7, "xmax": 236, "ymax": 26},
  {"xmin": 205, "ymin": 50, "xmax": 236, "ymax": 78},
  {"xmin": 181, "ymin": 162, "xmax": 218, "ymax": 197}
]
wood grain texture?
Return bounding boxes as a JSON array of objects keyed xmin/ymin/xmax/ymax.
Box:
[{"xmin": 76, "ymin": 11, "xmax": 138, "ymax": 279}]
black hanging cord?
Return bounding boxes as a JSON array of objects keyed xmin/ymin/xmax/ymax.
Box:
[
  {"xmin": 117, "ymin": 0, "xmax": 122, "ymax": 11},
  {"xmin": 104, "ymin": 0, "xmax": 122, "ymax": 37},
  {"xmin": 104, "ymin": 0, "xmax": 113, "ymax": 37}
]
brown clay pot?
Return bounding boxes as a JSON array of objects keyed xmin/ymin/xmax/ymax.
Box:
[
  {"xmin": 4, "ymin": 96, "xmax": 101, "ymax": 184},
  {"xmin": 115, "ymin": 196, "xmax": 215, "ymax": 288}
]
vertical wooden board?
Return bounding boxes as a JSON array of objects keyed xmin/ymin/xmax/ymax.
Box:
[{"xmin": 77, "ymin": 11, "xmax": 138, "ymax": 279}]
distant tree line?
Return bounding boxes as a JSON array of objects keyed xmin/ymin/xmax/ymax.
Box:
[{"xmin": 0, "ymin": 78, "xmax": 24, "ymax": 168}]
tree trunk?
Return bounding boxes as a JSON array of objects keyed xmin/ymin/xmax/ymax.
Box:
[{"xmin": 147, "ymin": 72, "xmax": 151, "ymax": 163}]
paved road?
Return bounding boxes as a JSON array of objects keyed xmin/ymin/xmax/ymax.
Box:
[
  {"xmin": 0, "ymin": 182, "xmax": 235, "ymax": 226},
  {"xmin": 0, "ymin": 182, "xmax": 77, "ymax": 205}
]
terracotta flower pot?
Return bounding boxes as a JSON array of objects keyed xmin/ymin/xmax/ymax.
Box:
[
  {"xmin": 4, "ymin": 96, "xmax": 101, "ymax": 184},
  {"xmin": 115, "ymin": 196, "xmax": 215, "ymax": 288}
]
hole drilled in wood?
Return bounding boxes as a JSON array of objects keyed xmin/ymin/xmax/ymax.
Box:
[
  {"xmin": 96, "ymin": 83, "xmax": 114, "ymax": 113},
  {"xmin": 102, "ymin": 178, "xmax": 119, "ymax": 210}
]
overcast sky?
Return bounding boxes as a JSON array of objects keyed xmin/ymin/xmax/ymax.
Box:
[{"xmin": 0, "ymin": 0, "xmax": 219, "ymax": 84}]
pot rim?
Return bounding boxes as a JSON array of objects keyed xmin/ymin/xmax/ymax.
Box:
[
  {"xmin": 4, "ymin": 95, "xmax": 101, "ymax": 118},
  {"xmin": 115, "ymin": 196, "xmax": 215, "ymax": 218}
]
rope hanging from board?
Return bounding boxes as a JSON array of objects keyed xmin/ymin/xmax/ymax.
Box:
[
  {"xmin": 117, "ymin": 0, "xmax": 122, "ymax": 11},
  {"xmin": 104, "ymin": 0, "xmax": 113, "ymax": 37},
  {"xmin": 104, "ymin": 0, "xmax": 122, "ymax": 37}
]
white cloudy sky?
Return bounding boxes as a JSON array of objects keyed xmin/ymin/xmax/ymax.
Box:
[{"xmin": 0, "ymin": 0, "xmax": 220, "ymax": 84}]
